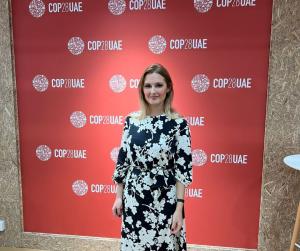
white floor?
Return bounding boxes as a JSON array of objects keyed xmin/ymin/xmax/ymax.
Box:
[{"xmin": 0, "ymin": 248, "xmax": 45, "ymax": 251}]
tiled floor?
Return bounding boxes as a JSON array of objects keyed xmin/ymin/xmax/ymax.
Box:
[{"xmin": 0, "ymin": 248, "xmax": 45, "ymax": 251}]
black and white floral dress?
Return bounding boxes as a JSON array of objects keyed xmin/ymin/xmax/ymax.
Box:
[{"xmin": 113, "ymin": 112, "xmax": 192, "ymax": 251}]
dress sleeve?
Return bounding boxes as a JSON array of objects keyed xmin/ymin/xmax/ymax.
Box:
[
  {"xmin": 112, "ymin": 116, "xmax": 130, "ymax": 184},
  {"xmin": 174, "ymin": 119, "xmax": 193, "ymax": 187}
]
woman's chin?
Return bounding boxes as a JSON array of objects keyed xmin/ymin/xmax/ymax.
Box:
[{"xmin": 146, "ymin": 99, "xmax": 162, "ymax": 105}]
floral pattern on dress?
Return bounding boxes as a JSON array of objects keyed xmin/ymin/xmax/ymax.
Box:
[{"xmin": 113, "ymin": 112, "xmax": 192, "ymax": 251}]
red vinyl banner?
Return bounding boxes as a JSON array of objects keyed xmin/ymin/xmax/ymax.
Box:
[{"xmin": 12, "ymin": 0, "xmax": 273, "ymax": 249}]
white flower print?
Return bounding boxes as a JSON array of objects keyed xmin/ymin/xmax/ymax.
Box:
[
  {"xmin": 139, "ymin": 228, "xmax": 156, "ymax": 247},
  {"xmin": 148, "ymin": 143, "xmax": 161, "ymax": 159},
  {"xmin": 166, "ymin": 186, "xmax": 176, "ymax": 204},
  {"xmin": 113, "ymin": 114, "xmax": 192, "ymax": 250},
  {"xmin": 177, "ymin": 134, "xmax": 191, "ymax": 155},
  {"xmin": 176, "ymin": 157, "xmax": 186, "ymax": 166},
  {"xmin": 125, "ymin": 216, "xmax": 133, "ymax": 225}
]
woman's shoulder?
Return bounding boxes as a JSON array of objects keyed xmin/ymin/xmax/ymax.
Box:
[
  {"xmin": 128, "ymin": 111, "xmax": 141, "ymax": 118},
  {"xmin": 123, "ymin": 111, "xmax": 141, "ymax": 123},
  {"xmin": 170, "ymin": 112, "xmax": 187, "ymax": 123},
  {"xmin": 170, "ymin": 112, "xmax": 181, "ymax": 119}
]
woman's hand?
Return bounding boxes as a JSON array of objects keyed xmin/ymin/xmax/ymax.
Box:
[
  {"xmin": 112, "ymin": 197, "xmax": 123, "ymax": 217},
  {"xmin": 171, "ymin": 180, "xmax": 185, "ymax": 234},
  {"xmin": 170, "ymin": 207, "xmax": 183, "ymax": 235},
  {"xmin": 112, "ymin": 183, "xmax": 124, "ymax": 217}
]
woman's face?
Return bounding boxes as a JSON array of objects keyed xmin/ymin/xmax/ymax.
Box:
[{"xmin": 143, "ymin": 73, "xmax": 169, "ymax": 108}]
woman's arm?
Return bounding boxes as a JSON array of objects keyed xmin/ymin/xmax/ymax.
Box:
[
  {"xmin": 112, "ymin": 116, "xmax": 130, "ymax": 217},
  {"xmin": 112, "ymin": 183, "xmax": 124, "ymax": 217},
  {"xmin": 171, "ymin": 119, "xmax": 192, "ymax": 234},
  {"xmin": 171, "ymin": 180, "xmax": 185, "ymax": 234}
]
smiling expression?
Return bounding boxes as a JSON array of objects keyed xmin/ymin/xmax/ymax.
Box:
[{"xmin": 143, "ymin": 73, "xmax": 169, "ymax": 108}]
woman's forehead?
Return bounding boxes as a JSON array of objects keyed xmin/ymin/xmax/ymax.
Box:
[{"xmin": 144, "ymin": 72, "xmax": 166, "ymax": 83}]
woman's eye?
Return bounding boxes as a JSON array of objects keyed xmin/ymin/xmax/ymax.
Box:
[{"xmin": 144, "ymin": 83, "xmax": 164, "ymax": 88}]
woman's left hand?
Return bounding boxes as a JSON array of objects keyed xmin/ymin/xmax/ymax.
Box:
[{"xmin": 170, "ymin": 208, "xmax": 183, "ymax": 235}]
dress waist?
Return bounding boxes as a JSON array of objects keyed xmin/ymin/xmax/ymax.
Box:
[{"xmin": 129, "ymin": 165, "xmax": 176, "ymax": 189}]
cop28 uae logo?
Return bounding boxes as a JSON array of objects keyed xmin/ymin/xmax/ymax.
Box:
[
  {"xmin": 29, "ymin": 0, "xmax": 46, "ymax": 18},
  {"xmin": 110, "ymin": 147, "xmax": 120, "ymax": 163},
  {"xmin": 108, "ymin": 0, "xmax": 126, "ymax": 15},
  {"xmin": 192, "ymin": 149, "xmax": 207, "ymax": 166},
  {"xmin": 32, "ymin": 74, "xmax": 49, "ymax": 92},
  {"xmin": 148, "ymin": 35, "xmax": 167, "ymax": 54},
  {"xmin": 70, "ymin": 111, "xmax": 87, "ymax": 128},
  {"xmin": 72, "ymin": 180, "xmax": 88, "ymax": 196},
  {"xmin": 191, "ymin": 74, "xmax": 210, "ymax": 93},
  {"xmin": 193, "ymin": 0, "xmax": 213, "ymax": 13},
  {"xmin": 109, "ymin": 75, "xmax": 127, "ymax": 93},
  {"xmin": 36, "ymin": 145, "xmax": 52, "ymax": 161},
  {"xmin": 68, "ymin": 37, "xmax": 85, "ymax": 55}
]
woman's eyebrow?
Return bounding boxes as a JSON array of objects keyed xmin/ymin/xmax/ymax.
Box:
[{"xmin": 144, "ymin": 82, "xmax": 164, "ymax": 85}]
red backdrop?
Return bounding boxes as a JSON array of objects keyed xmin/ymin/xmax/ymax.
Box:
[{"xmin": 12, "ymin": 0, "xmax": 273, "ymax": 249}]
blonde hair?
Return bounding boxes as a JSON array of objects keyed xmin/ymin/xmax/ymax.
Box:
[{"xmin": 137, "ymin": 63, "xmax": 179, "ymax": 120}]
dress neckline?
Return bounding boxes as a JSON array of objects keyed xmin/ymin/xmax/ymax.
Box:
[{"xmin": 147, "ymin": 113, "xmax": 166, "ymax": 118}]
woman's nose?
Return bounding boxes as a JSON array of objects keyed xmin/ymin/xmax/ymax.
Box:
[{"xmin": 150, "ymin": 86, "xmax": 156, "ymax": 93}]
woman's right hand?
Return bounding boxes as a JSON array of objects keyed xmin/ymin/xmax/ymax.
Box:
[{"xmin": 112, "ymin": 197, "xmax": 123, "ymax": 217}]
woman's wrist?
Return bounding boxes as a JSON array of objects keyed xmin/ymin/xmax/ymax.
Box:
[
  {"xmin": 176, "ymin": 198, "xmax": 184, "ymax": 210},
  {"xmin": 176, "ymin": 203, "xmax": 183, "ymax": 211},
  {"xmin": 116, "ymin": 183, "xmax": 124, "ymax": 199}
]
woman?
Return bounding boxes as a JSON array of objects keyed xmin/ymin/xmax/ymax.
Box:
[{"xmin": 112, "ymin": 63, "xmax": 192, "ymax": 251}]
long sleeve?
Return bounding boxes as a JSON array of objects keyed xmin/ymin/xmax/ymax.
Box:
[
  {"xmin": 174, "ymin": 119, "xmax": 193, "ymax": 187},
  {"xmin": 112, "ymin": 116, "xmax": 130, "ymax": 184}
]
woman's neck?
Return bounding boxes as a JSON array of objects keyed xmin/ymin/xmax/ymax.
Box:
[{"xmin": 148, "ymin": 106, "xmax": 164, "ymax": 116}]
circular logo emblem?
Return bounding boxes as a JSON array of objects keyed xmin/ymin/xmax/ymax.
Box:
[
  {"xmin": 32, "ymin": 74, "xmax": 49, "ymax": 92},
  {"xmin": 109, "ymin": 75, "xmax": 127, "ymax": 93},
  {"xmin": 191, "ymin": 74, "xmax": 210, "ymax": 93},
  {"xmin": 108, "ymin": 0, "xmax": 126, "ymax": 15},
  {"xmin": 72, "ymin": 180, "xmax": 88, "ymax": 196},
  {"xmin": 148, "ymin": 35, "xmax": 167, "ymax": 54},
  {"xmin": 29, "ymin": 0, "xmax": 46, "ymax": 18},
  {"xmin": 68, "ymin": 37, "xmax": 85, "ymax": 55},
  {"xmin": 110, "ymin": 147, "xmax": 120, "ymax": 163},
  {"xmin": 70, "ymin": 111, "xmax": 87, "ymax": 128},
  {"xmin": 194, "ymin": 0, "xmax": 213, "ymax": 13},
  {"xmin": 36, "ymin": 145, "xmax": 52, "ymax": 161},
  {"xmin": 192, "ymin": 149, "xmax": 207, "ymax": 166}
]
